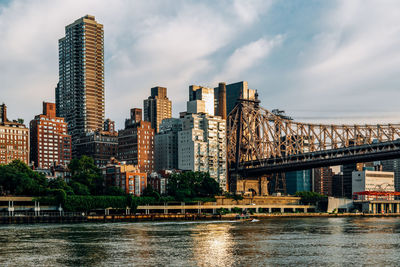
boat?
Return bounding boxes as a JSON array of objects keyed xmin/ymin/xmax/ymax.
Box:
[{"xmin": 251, "ymin": 219, "xmax": 260, "ymax": 222}]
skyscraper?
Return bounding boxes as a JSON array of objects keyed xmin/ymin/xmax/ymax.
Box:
[
  {"xmin": 56, "ymin": 15, "xmax": 104, "ymax": 152},
  {"xmin": 215, "ymin": 81, "xmax": 256, "ymax": 116},
  {"xmin": 143, "ymin": 86, "xmax": 172, "ymax": 133},
  {"xmin": 187, "ymin": 85, "xmax": 215, "ymax": 115}
]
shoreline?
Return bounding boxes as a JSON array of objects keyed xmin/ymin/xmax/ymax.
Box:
[{"xmin": 1, "ymin": 212, "xmax": 400, "ymax": 224}]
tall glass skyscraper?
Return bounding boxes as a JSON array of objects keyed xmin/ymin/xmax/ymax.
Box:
[
  {"xmin": 56, "ymin": 15, "xmax": 104, "ymax": 152},
  {"xmin": 286, "ymin": 170, "xmax": 312, "ymax": 195}
]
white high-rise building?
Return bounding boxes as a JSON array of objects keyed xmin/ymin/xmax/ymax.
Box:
[
  {"xmin": 178, "ymin": 113, "xmax": 226, "ymax": 190},
  {"xmin": 187, "ymin": 85, "xmax": 215, "ymax": 116}
]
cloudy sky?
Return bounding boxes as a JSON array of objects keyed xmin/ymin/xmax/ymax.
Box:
[{"xmin": 1, "ymin": 0, "xmax": 400, "ymax": 129}]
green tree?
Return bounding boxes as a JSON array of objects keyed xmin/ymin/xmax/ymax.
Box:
[
  {"xmin": 0, "ymin": 160, "xmax": 47, "ymax": 196},
  {"xmin": 295, "ymin": 191, "xmax": 327, "ymax": 205},
  {"xmin": 142, "ymin": 185, "xmax": 160, "ymax": 199},
  {"xmin": 48, "ymin": 178, "xmax": 74, "ymax": 195},
  {"xmin": 70, "ymin": 181, "xmax": 90, "ymax": 195},
  {"xmin": 104, "ymin": 186, "xmax": 126, "ymax": 196},
  {"xmin": 168, "ymin": 171, "xmax": 221, "ymax": 201},
  {"xmin": 68, "ymin": 156, "xmax": 104, "ymax": 195}
]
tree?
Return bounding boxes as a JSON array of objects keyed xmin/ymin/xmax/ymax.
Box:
[
  {"xmin": 104, "ymin": 186, "xmax": 126, "ymax": 196},
  {"xmin": 142, "ymin": 185, "xmax": 160, "ymax": 199},
  {"xmin": 68, "ymin": 156, "xmax": 104, "ymax": 195},
  {"xmin": 167, "ymin": 171, "xmax": 221, "ymax": 200},
  {"xmin": 48, "ymin": 178, "xmax": 74, "ymax": 195},
  {"xmin": 0, "ymin": 160, "xmax": 48, "ymax": 196},
  {"xmin": 295, "ymin": 191, "xmax": 327, "ymax": 205}
]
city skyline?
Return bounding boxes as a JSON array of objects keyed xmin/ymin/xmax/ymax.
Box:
[{"xmin": 2, "ymin": 1, "xmax": 400, "ymax": 129}]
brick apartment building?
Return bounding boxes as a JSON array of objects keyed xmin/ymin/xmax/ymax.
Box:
[
  {"xmin": 118, "ymin": 108, "xmax": 155, "ymax": 174},
  {"xmin": 103, "ymin": 158, "xmax": 147, "ymax": 196},
  {"xmin": 0, "ymin": 104, "xmax": 29, "ymax": 165},
  {"xmin": 30, "ymin": 102, "xmax": 72, "ymax": 169}
]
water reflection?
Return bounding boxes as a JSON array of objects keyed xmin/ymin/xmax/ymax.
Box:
[
  {"xmin": 191, "ymin": 223, "xmax": 235, "ymax": 266},
  {"xmin": 2, "ymin": 218, "xmax": 400, "ymax": 266}
]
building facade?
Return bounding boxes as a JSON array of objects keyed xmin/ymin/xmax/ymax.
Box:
[
  {"xmin": 118, "ymin": 108, "xmax": 154, "ymax": 173},
  {"xmin": 178, "ymin": 113, "xmax": 226, "ymax": 190},
  {"xmin": 352, "ymin": 170, "xmax": 395, "ymax": 200},
  {"xmin": 286, "ymin": 170, "xmax": 312, "ymax": 195},
  {"xmin": 30, "ymin": 102, "xmax": 72, "ymax": 169},
  {"xmin": 187, "ymin": 85, "xmax": 215, "ymax": 115},
  {"xmin": 148, "ymin": 172, "xmax": 168, "ymax": 195},
  {"xmin": 56, "ymin": 15, "xmax": 104, "ymax": 152},
  {"xmin": 216, "ymin": 81, "xmax": 256, "ymax": 116},
  {"xmin": 75, "ymin": 129, "xmax": 118, "ymax": 167},
  {"xmin": 381, "ymin": 159, "xmax": 400, "ymax": 191},
  {"xmin": 0, "ymin": 104, "xmax": 29, "ymax": 165},
  {"xmin": 154, "ymin": 118, "xmax": 182, "ymax": 171},
  {"xmin": 143, "ymin": 86, "xmax": 172, "ymax": 133},
  {"xmin": 103, "ymin": 159, "xmax": 147, "ymax": 196},
  {"xmin": 313, "ymin": 167, "xmax": 333, "ymax": 196}
]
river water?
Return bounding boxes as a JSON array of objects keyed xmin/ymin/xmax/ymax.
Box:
[{"xmin": 1, "ymin": 217, "xmax": 400, "ymax": 266}]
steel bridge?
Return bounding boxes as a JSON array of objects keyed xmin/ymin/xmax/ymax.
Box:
[{"xmin": 227, "ymin": 99, "xmax": 400, "ymax": 192}]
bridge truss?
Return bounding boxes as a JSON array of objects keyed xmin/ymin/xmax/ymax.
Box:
[{"xmin": 227, "ymin": 99, "xmax": 400, "ymax": 191}]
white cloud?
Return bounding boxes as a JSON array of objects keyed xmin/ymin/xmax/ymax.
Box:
[
  {"xmin": 232, "ymin": 0, "xmax": 273, "ymax": 24},
  {"xmin": 285, "ymin": 0, "xmax": 400, "ymax": 124},
  {"xmin": 216, "ymin": 35, "xmax": 283, "ymax": 82},
  {"xmin": 0, "ymin": 0, "xmax": 273, "ymax": 129}
]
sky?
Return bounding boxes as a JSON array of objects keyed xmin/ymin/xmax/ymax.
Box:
[{"xmin": 1, "ymin": 0, "xmax": 400, "ymax": 129}]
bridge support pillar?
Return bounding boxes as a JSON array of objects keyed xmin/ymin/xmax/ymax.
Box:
[
  {"xmin": 8, "ymin": 201, "xmax": 14, "ymax": 217},
  {"xmin": 280, "ymin": 208, "xmax": 284, "ymax": 213},
  {"xmin": 389, "ymin": 204, "xmax": 393, "ymax": 213},
  {"xmin": 372, "ymin": 203, "xmax": 376, "ymax": 214},
  {"xmin": 304, "ymin": 208, "xmax": 308, "ymax": 213},
  {"xmin": 259, "ymin": 175, "xmax": 270, "ymax": 196},
  {"xmin": 255, "ymin": 208, "xmax": 259, "ymax": 213},
  {"xmin": 181, "ymin": 202, "xmax": 185, "ymax": 214},
  {"xmin": 397, "ymin": 204, "xmax": 400, "ymax": 213},
  {"xmin": 292, "ymin": 208, "xmax": 296, "ymax": 213},
  {"xmin": 164, "ymin": 203, "xmax": 168, "ymax": 214},
  {"xmin": 268, "ymin": 208, "xmax": 271, "ymax": 213}
]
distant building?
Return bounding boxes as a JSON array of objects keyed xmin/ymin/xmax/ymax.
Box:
[
  {"xmin": 313, "ymin": 167, "xmax": 333, "ymax": 196},
  {"xmin": 75, "ymin": 129, "xmax": 118, "ymax": 167},
  {"xmin": 56, "ymin": 15, "xmax": 105, "ymax": 154},
  {"xmin": 352, "ymin": 170, "xmax": 395, "ymax": 200},
  {"xmin": 148, "ymin": 172, "xmax": 168, "ymax": 195},
  {"xmin": 187, "ymin": 85, "xmax": 215, "ymax": 115},
  {"xmin": 332, "ymin": 172, "xmax": 344, "ymax": 197},
  {"xmin": 214, "ymin": 82, "xmax": 227, "ymax": 119},
  {"xmin": 103, "ymin": 159, "xmax": 147, "ymax": 196},
  {"xmin": 143, "ymin": 86, "xmax": 172, "ymax": 133},
  {"xmin": 343, "ymin": 162, "xmax": 374, "ymax": 198},
  {"xmin": 178, "ymin": 113, "xmax": 226, "ymax": 190},
  {"xmin": 0, "ymin": 104, "xmax": 29, "ymax": 165},
  {"xmin": 286, "ymin": 170, "xmax": 311, "ymax": 195},
  {"xmin": 154, "ymin": 118, "xmax": 182, "ymax": 171},
  {"xmin": 381, "ymin": 159, "xmax": 400, "ymax": 191},
  {"xmin": 103, "ymin": 119, "xmax": 115, "ymax": 133},
  {"xmin": 215, "ymin": 81, "xmax": 256, "ymax": 116},
  {"xmin": 118, "ymin": 108, "xmax": 154, "ymax": 173},
  {"xmin": 30, "ymin": 102, "xmax": 72, "ymax": 169}
]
